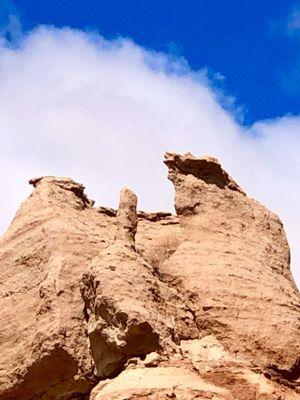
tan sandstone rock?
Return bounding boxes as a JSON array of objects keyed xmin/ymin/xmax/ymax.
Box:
[
  {"xmin": 162, "ymin": 152, "xmax": 299, "ymax": 369},
  {"xmin": 0, "ymin": 153, "xmax": 299, "ymax": 400}
]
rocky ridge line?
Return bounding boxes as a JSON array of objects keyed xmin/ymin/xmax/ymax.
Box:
[{"xmin": 0, "ymin": 152, "xmax": 298, "ymax": 400}]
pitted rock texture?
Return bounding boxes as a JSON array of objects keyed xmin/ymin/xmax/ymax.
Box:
[
  {"xmin": 0, "ymin": 154, "xmax": 299, "ymax": 400},
  {"xmin": 80, "ymin": 187, "xmax": 177, "ymax": 379},
  {"xmin": 163, "ymin": 152, "xmax": 299, "ymax": 369}
]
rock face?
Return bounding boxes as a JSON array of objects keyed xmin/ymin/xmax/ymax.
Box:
[{"xmin": 0, "ymin": 153, "xmax": 299, "ymax": 400}]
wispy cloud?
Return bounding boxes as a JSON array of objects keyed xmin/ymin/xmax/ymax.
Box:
[{"xmin": 0, "ymin": 26, "xmax": 299, "ymax": 287}]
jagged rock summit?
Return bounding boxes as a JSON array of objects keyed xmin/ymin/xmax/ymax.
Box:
[{"xmin": 0, "ymin": 152, "xmax": 299, "ymax": 400}]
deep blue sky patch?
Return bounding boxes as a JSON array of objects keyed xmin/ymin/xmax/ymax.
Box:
[{"xmin": 2, "ymin": 0, "xmax": 300, "ymax": 124}]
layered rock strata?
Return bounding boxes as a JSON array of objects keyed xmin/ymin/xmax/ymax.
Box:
[{"xmin": 0, "ymin": 153, "xmax": 298, "ymax": 400}]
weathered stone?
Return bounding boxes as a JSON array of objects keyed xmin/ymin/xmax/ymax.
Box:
[
  {"xmin": 0, "ymin": 153, "xmax": 299, "ymax": 400},
  {"xmin": 115, "ymin": 187, "xmax": 138, "ymax": 243},
  {"xmin": 161, "ymin": 152, "xmax": 300, "ymax": 374}
]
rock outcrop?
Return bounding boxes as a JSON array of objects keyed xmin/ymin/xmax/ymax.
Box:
[{"xmin": 0, "ymin": 153, "xmax": 299, "ymax": 400}]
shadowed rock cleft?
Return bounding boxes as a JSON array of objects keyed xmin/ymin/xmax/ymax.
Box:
[{"xmin": 164, "ymin": 151, "xmax": 245, "ymax": 193}]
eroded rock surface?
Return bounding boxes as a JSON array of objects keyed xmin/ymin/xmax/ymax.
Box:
[
  {"xmin": 162, "ymin": 152, "xmax": 299, "ymax": 369},
  {"xmin": 80, "ymin": 187, "xmax": 175, "ymax": 379},
  {"xmin": 0, "ymin": 154, "xmax": 299, "ymax": 400}
]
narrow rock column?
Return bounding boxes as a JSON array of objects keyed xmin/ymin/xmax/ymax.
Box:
[{"xmin": 115, "ymin": 188, "xmax": 138, "ymax": 244}]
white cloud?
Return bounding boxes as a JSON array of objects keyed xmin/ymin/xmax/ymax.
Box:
[{"xmin": 0, "ymin": 26, "xmax": 299, "ymax": 287}]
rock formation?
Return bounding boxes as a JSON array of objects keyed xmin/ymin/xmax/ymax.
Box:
[{"xmin": 0, "ymin": 153, "xmax": 299, "ymax": 400}]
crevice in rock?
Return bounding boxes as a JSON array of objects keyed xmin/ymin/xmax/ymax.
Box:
[
  {"xmin": 88, "ymin": 318, "xmax": 161, "ymax": 379},
  {"xmin": 96, "ymin": 207, "xmax": 117, "ymax": 217},
  {"xmin": 0, "ymin": 347, "xmax": 92, "ymax": 400},
  {"xmin": 265, "ymin": 357, "xmax": 300, "ymax": 388},
  {"xmin": 80, "ymin": 272, "xmax": 98, "ymax": 322},
  {"xmin": 80, "ymin": 273, "xmax": 161, "ymax": 380},
  {"xmin": 164, "ymin": 152, "xmax": 244, "ymax": 193},
  {"xmin": 149, "ymin": 264, "xmax": 201, "ymax": 342},
  {"xmin": 137, "ymin": 211, "xmax": 173, "ymax": 222},
  {"xmin": 175, "ymin": 201, "xmax": 202, "ymax": 216}
]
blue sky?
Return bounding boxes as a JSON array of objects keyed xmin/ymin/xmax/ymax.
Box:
[
  {"xmin": 2, "ymin": 0, "xmax": 300, "ymax": 124},
  {"xmin": 0, "ymin": 1, "xmax": 299, "ymax": 287}
]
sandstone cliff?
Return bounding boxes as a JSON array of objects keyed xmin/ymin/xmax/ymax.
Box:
[{"xmin": 0, "ymin": 153, "xmax": 299, "ymax": 400}]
